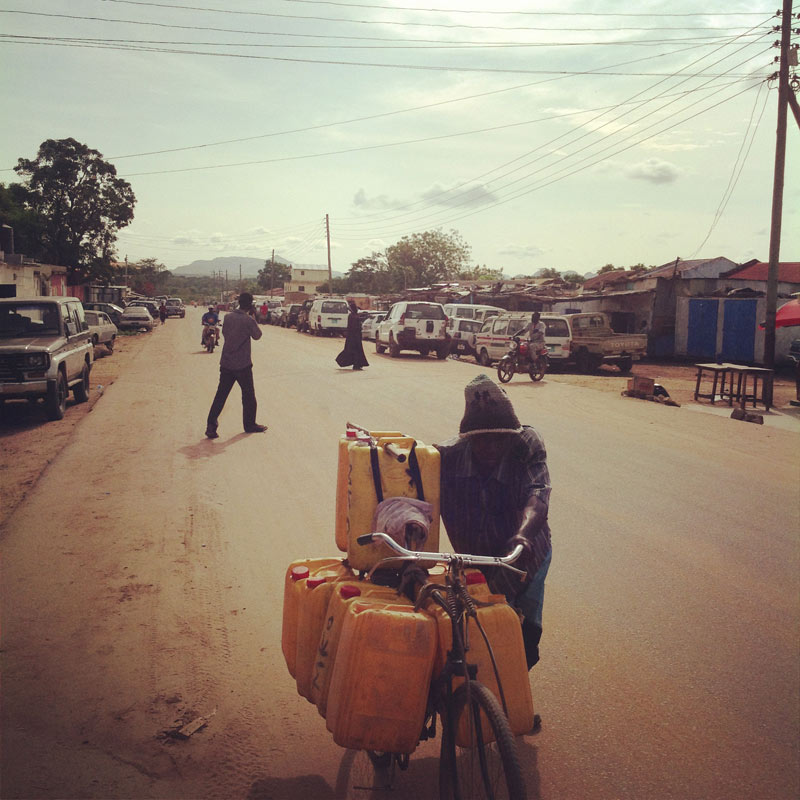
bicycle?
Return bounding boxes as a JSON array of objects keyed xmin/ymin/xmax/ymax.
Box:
[{"xmin": 335, "ymin": 532, "xmax": 530, "ymax": 800}]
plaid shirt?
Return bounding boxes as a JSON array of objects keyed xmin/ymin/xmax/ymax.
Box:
[{"xmin": 437, "ymin": 426, "xmax": 552, "ymax": 573}]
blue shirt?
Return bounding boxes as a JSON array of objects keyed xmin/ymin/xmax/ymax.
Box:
[
  {"xmin": 437, "ymin": 426, "xmax": 552, "ymax": 570},
  {"xmin": 220, "ymin": 308, "xmax": 262, "ymax": 370}
]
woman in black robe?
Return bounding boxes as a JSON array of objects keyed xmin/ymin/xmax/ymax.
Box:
[{"xmin": 335, "ymin": 301, "xmax": 370, "ymax": 370}]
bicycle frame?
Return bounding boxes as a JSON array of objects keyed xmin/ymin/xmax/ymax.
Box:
[{"xmin": 351, "ymin": 533, "xmax": 528, "ymax": 798}]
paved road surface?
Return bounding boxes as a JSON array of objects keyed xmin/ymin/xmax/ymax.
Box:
[{"xmin": 2, "ymin": 308, "xmax": 798, "ymax": 799}]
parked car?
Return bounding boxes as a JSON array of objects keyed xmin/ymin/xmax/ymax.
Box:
[
  {"xmin": 268, "ymin": 306, "xmax": 286, "ymax": 325},
  {"xmin": 450, "ymin": 318, "xmax": 483, "ymax": 358},
  {"xmin": 375, "ymin": 301, "xmax": 450, "ymax": 358},
  {"xmin": 0, "ymin": 296, "xmax": 94, "ymax": 420},
  {"xmin": 84, "ymin": 310, "xmax": 118, "ymax": 353},
  {"xmin": 118, "ymin": 305, "xmax": 155, "ymax": 331},
  {"xmin": 473, "ymin": 313, "xmax": 572, "ymax": 367},
  {"xmin": 443, "ymin": 303, "xmax": 505, "ymax": 332},
  {"xmin": 165, "ymin": 298, "xmax": 185, "ymax": 318},
  {"xmin": 308, "ymin": 298, "xmax": 350, "ymax": 336},
  {"xmin": 361, "ymin": 312, "xmax": 387, "ymax": 341},
  {"xmin": 128, "ymin": 299, "xmax": 159, "ymax": 318},
  {"xmin": 82, "ymin": 302, "xmax": 124, "ymax": 326},
  {"xmin": 281, "ymin": 303, "xmax": 303, "ymax": 328}
]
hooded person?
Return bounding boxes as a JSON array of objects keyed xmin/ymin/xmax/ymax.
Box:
[
  {"xmin": 335, "ymin": 300, "xmax": 370, "ymax": 371},
  {"xmin": 435, "ymin": 374, "xmax": 552, "ymax": 671}
]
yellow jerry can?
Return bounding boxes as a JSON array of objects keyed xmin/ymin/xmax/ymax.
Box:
[
  {"xmin": 336, "ymin": 435, "xmax": 441, "ymax": 572},
  {"xmin": 326, "ymin": 603, "xmax": 438, "ymax": 755},
  {"xmin": 310, "ymin": 581, "xmax": 408, "ymax": 718},
  {"xmin": 335, "ymin": 429, "xmax": 404, "ymax": 552},
  {"xmin": 426, "ymin": 595, "xmax": 534, "ymax": 740},
  {"xmin": 281, "ymin": 558, "xmax": 350, "ymax": 678}
]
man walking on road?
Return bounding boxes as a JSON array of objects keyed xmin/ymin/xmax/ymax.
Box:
[{"xmin": 205, "ymin": 292, "xmax": 267, "ymax": 438}]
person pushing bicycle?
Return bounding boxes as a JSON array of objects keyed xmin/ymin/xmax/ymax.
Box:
[{"xmin": 436, "ymin": 374, "xmax": 552, "ymax": 672}]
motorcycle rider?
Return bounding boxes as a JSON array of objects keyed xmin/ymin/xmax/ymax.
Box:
[
  {"xmin": 201, "ymin": 306, "xmax": 220, "ymax": 346},
  {"xmin": 523, "ymin": 312, "xmax": 546, "ymax": 349}
]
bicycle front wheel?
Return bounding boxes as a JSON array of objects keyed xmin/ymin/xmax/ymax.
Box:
[{"xmin": 439, "ymin": 682, "xmax": 526, "ymax": 800}]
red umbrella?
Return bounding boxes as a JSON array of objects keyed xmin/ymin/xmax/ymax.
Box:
[
  {"xmin": 775, "ymin": 299, "xmax": 800, "ymax": 328},
  {"xmin": 759, "ymin": 299, "xmax": 800, "ymax": 329}
]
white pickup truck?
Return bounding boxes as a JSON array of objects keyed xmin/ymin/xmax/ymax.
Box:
[{"xmin": 563, "ymin": 312, "xmax": 647, "ymax": 373}]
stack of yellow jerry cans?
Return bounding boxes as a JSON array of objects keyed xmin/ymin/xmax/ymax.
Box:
[{"xmin": 280, "ymin": 425, "xmax": 534, "ymax": 755}]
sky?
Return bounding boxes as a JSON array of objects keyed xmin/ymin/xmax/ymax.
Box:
[{"xmin": 1, "ymin": 0, "xmax": 798, "ymax": 276}]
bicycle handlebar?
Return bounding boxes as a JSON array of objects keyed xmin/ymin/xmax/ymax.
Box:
[{"xmin": 356, "ymin": 532, "xmax": 527, "ymax": 576}]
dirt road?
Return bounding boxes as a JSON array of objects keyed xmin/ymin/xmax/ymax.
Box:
[{"xmin": 2, "ymin": 309, "xmax": 798, "ymax": 799}]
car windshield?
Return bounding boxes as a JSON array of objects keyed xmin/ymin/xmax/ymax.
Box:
[
  {"xmin": 405, "ymin": 303, "xmax": 445, "ymax": 320},
  {"xmin": 322, "ymin": 301, "xmax": 348, "ymax": 313},
  {"xmin": 544, "ymin": 318, "xmax": 569, "ymax": 336},
  {"xmin": 166, "ymin": 299, "xmax": 182, "ymax": 306},
  {"xmin": 459, "ymin": 319, "xmax": 482, "ymax": 332},
  {"xmin": 0, "ymin": 303, "xmax": 61, "ymax": 338}
]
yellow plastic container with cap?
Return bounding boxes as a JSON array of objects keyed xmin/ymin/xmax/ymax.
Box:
[
  {"xmin": 326, "ymin": 602, "xmax": 437, "ymax": 754},
  {"xmin": 310, "ymin": 580, "xmax": 409, "ymax": 717},
  {"xmin": 335, "ymin": 427, "xmax": 404, "ymax": 552},
  {"xmin": 426, "ymin": 595, "xmax": 534, "ymax": 740},
  {"xmin": 281, "ymin": 557, "xmax": 351, "ymax": 677},
  {"xmin": 335, "ymin": 432, "xmax": 442, "ymax": 572}
]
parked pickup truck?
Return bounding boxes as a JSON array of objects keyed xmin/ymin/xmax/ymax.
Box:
[
  {"xmin": 0, "ymin": 296, "xmax": 94, "ymax": 420},
  {"xmin": 565, "ymin": 312, "xmax": 647, "ymax": 373}
]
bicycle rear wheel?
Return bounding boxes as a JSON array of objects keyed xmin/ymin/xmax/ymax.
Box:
[{"xmin": 439, "ymin": 682, "xmax": 526, "ymax": 800}]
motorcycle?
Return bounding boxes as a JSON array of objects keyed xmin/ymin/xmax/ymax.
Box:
[
  {"xmin": 202, "ymin": 323, "xmax": 219, "ymax": 353},
  {"xmin": 497, "ymin": 335, "xmax": 549, "ymax": 383}
]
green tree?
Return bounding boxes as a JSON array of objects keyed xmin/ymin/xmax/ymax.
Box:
[
  {"xmin": 385, "ymin": 229, "xmax": 471, "ymax": 289},
  {"xmin": 130, "ymin": 257, "xmax": 170, "ymax": 296},
  {"xmin": 12, "ymin": 138, "xmax": 135, "ymax": 282},
  {"xmin": 534, "ymin": 267, "xmax": 562, "ymax": 279},
  {"xmin": 597, "ymin": 264, "xmax": 618, "ymax": 274},
  {"xmin": 257, "ymin": 259, "xmax": 292, "ymax": 292},
  {"xmin": 456, "ymin": 265, "xmax": 505, "ymax": 281},
  {"xmin": 562, "ymin": 271, "xmax": 586, "ymax": 284},
  {"xmin": 345, "ymin": 253, "xmax": 394, "ymax": 294},
  {"xmin": 0, "ymin": 183, "xmax": 46, "ymax": 256}
]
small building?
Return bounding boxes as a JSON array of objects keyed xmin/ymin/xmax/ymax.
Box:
[
  {"xmin": 284, "ymin": 266, "xmax": 330, "ymax": 296},
  {"xmin": 0, "ymin": 251, "xmax": 69, "ymax": 298}
]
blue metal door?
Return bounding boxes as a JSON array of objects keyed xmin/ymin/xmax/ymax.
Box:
[
  {"xmin": 687, "ymin": 299, "xmax": 718, "ymax": 359},
  {"xmin": 721, "ymin": 299, "xmax": 756, "ymax": 363}
]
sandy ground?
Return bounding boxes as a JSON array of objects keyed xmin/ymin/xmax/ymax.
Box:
[{"xmin": 1, "ymin": 313, "xmax": 798, "ymax": 800}]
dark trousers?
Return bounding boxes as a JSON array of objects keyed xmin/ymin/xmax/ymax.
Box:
[{"xmin": 207, "ymin": 366, "xmax": 257, "ymax": 432}]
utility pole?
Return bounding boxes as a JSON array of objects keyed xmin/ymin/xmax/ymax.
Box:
[
  {"xmin": 326, "ymin": 214, "xmax": 332, "ymax": 294},
  {"xmin": 763, "ymin": 0, "xmax": 793, "ymax": 408},
  {"xmin": 124, "ymin": 255, "xmax": 128, "ymax": 288},
  {"xmin": 270, "ymin": 248, "xmax": 275, "ymax": 293}
]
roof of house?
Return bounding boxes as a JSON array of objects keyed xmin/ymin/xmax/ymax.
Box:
[
  {"xmin": 720, "ymin": 261, "xmax": 800, "ymax": 283},
  {"xmin": 633, "ymin": 257, "xmax": 737, "ymax": 280},
  {"xmin": 582, "ymin": 270, "xmax": 630, "ymax": 291}
]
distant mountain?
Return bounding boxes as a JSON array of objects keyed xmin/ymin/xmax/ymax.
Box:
[{"xmin": 172, "ymin": 255, "xmax": 295, "ymax": 277}]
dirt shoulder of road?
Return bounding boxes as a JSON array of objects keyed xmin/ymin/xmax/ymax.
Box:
[
  {"xmin": 2, "ymin": 342, "xmax": 797, "ymax": 531},
  {"xmin": 0, "ymin": 331, "xmax": 151, "ymax": 529}
]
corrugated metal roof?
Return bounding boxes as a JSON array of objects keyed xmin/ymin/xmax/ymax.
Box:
[{"xmin": 722, "ymin": 262, "xmax": 800, "ymax": 283}]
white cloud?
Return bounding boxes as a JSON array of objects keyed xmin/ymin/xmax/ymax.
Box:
[
  {"xmin": 352, "ymin": 188, "xmax": 404, "ymax": 210},
  {"xmin": 421, "ymin": 182, "xmax": 498, "ymax": 209},
  {"xmin": 497, "ymin": 243, "xmax": 544, "ymax": 259},
  {"xmin": 625, "ymin": 159, "xmax": 681, "ymax": 184}
]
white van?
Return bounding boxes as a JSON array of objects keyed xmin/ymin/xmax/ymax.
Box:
[
  {"xmin": 443, "ymin": 303, "xmax": 505, "ymax": 332},
  {"xmin": 473, "ymin": 313, "xmax": 572, "ymax": 366},
  {"xmin": 308, "ymin": 298, "xmax": 350, "ymax": 336}
]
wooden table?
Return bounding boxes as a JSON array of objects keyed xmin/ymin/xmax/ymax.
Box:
[{"xmin": 694, "ymin": 363, "xmax": 773, "ymax": 411}]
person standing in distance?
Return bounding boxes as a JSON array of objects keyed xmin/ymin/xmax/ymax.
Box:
[{"xmin": 205, "ymin": 292, "xmax": 267, "ymax": 439}]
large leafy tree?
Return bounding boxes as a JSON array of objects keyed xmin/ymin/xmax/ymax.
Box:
[
  {"xmin": 13, "ymin": 138, "xmax": 135, "ymax": 282},
  {"xmin": 0, "ymin": 183, "xmax": 46, "ymax": 255},
  {"xmin": 385, "ymin": 229, "xmax": 472, "ymax": 289},
  {"xmin": 257, "ymin": 258, "xmax": 292, "ymax": 292},
  {"xmin": 130, "ymin": 257, "xmax": 171, "ymax": 296}
]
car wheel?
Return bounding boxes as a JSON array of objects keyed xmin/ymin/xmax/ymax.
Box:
[
  {"xmin": 376, "ymin": 335, "xmax": 386, "ymax": 354},
  {"xmin": 436, "ymin": 344, "xmax": 449, "ymax": 360},
  {"xmin": 575, "ymin": 349, "xmax": 592, "ymax": 373},
  {"xmin": 389, "ymin": 334, "xmax": 400, "ymax": 358},
  {"xmin": 617, "ymin": 357, "xmax": 633, "ymax": 374},
  {"xmin": 45, "ymin": 371, "xmax": 67, "ymax": 420},
  {"xmin": 478, "ymin": 348, "xmax": 491, "ymax": 367},
  {"xmin": 92, "ymin": 334, "xmax": 99, "ymax": 347},
  {"xmin": 105, "ymin": 337, "xmax": 115, "ymax": 353},
  {"xmin": 73, "ymin": 363, "xmax": 90, "ymax": 403},
  {"xmin": 419, "ymin": 346, "xmax": 430, "ymax": 357}
]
